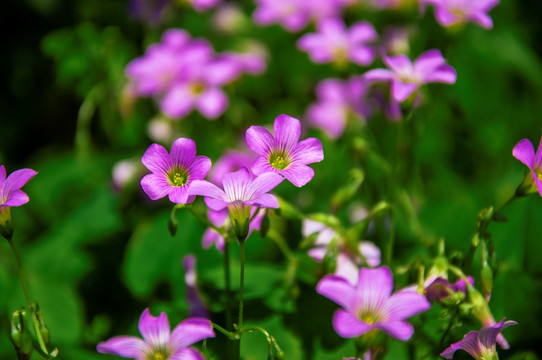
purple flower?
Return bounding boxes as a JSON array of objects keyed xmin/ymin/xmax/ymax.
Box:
[
  {"xmin": 97, "ymin": 308, "xmax": 214, "ymax": 359},
  {"xmin": 246, "ymin": 114, "xmax": 324, "ymax": 187},
  {"xmin": 189, "ymin": 167, "xmax": 283, "ymax": 240},
  {"xmin": 363, "ymin": 49, "xmax": 457, "ymax": 102},
  {"xmin": 421, "ymin": 0, "xmax": 499, "ymax": 29},
  {"xmin": 317, "ymin": 266, "xmax": 431, "ymax": 340},
  {"xmin": 305, "ymin": 77, "xmax": 372, "ymax": 139},
  {"xmin": 252, "ymin": 0, "xmax": 350, "ymax": 32},
  {"xmin": 141, "ymin": 138, "xmax": 211, "ymax": 204},
  {"xmin": 425, "ymin": 276, "xmax": 474, "ymax": 302},
  {"xmin": 303, "ymin": 219, "xmax": 381, "ymax": 285},
  {"xmin": 0, "ymin": 166, "xmax": 38, "ymax": 239},
  {"xmin": 208, "ymin": 150, "xmax": 257, "ymax": 186},
  {"xmin": 441, "ymin": 319, "xmax": 517, "ymax": 359},
  {"xmin": 297, "ymin": 18, "xmax": 377, "ymax": 66},
  {"xmin": 512, "ymin": 137, "xmax": 542, "ymax": 197}
]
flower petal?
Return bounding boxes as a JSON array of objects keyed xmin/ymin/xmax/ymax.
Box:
[
  {"xmin": 377, "ymin": 320, "xmax": 414, "ymax": 341},
  {"xmin": 423, "ymin": 64, "xmax": 457, "ymax": 84},
  {"xmin": 161, "ymin": 85, "xmax": 195, "ymax": 119},
  {"xmin": 384, "ymin": 290, "xmax": 431, "ymax": 321},
  {"xmin": 222, "ymin": 167, "xmax": 253, "ymax": 201},
  {"xmin": 384, "ymin": 54, "xmax": 413, "ymax": 75},
  {"xmin": 168, "ymin": 185, "xmax": 191, "ymax": 204},
  {"xmin": 246, "ymin": 126, "xmax": 274, "ymax": 157},
  {"xmin": 317, "ymin": 274, "xmax": 359, "ymax": 311},
  {"xmin": 2, "ymin": 169, "xmax": 38, "ymax": 199},
  {"xmin": 142, "ymin": 143, "xmax": 172, "ymax": 175},
  {"xmin": 391, "ymin": 81, "xmax": 418, "ymax": 102},
  {"xmin": 170, "ymin": 318, "xmax": 215, "ymax": 349},
  {"xmin": 291, "ymin": 138, "xmax": 324, "ymax": 165},
  {"xmin": 469, "ymin": 11, "xmax": 493, "ymax": 29},
  {"xmin": 357, "ymin": 267, "xmax": 393, "ymax": 312},
  {"xmin": 349, "ymin": 47, "xmax": 375, "ymax": 66},
  {"xmin": 188, "ymin": 156, "xmax": 212, "ymax": 181},
  {"xmin": 274, "ymin": 114, "xmax": 301, "ymax": 153},
  {"xmin": 246, "ymin": 193, "xmax": 279, "ymax": 208},
  {"xmin": 2, "ymin": 190, "xmax": 30, "ymax": 207},
  {"xmin": 441, "ymin": 330, "xmax": 483, "ymax": 359},
  {"xmin": 512, "ymin": 138, "xmax": 535, "ymax": 168},
  {"xmin": 413, "ymin": 49, "xmax": 445, "ymax": 77},
  {"xmin": 333, "ymin": 309, "xmax": 372, "ymax": 338},
  {"xmin": 250, "ymin": 156, "xmax": 275, "ymax": 176},
  {"xmin": 204, "ymin": 197, "xmax": 229, "ymax": 211},
  {"xmin": 349, "ymin": 22, "xmax": 378, "ymax": 43},
  {"xmin": 138, "ymin": 309, "xmax": 171, "ymax": 349},
  {"xmin": 170, "ymin": 348, "xmax": 205, "ymax": 360},
  {"xmin": 479, "ymin": 319, "xmax": 517, "ymax": 350},
  {"xmin": 281, "ymin": 165, "xmax": 315, "ymax": 187},
  {"xmin": 362, "ymin": 69, "xmax": 395, "ymax": 84},
  {"xmin": 171, "ymin": 138, "xmax": 197, "ymax": 169},
  {"xmin": 141, "ymin": 174, "xmax": 172, "ymax": 200},
  {"xmin": 247, "ymin": 172, "xmax": 284, "ymax": 199},
  {"xmin": 97, "ymin": 336, "xmax": 148, "ymax": 358},
  {"xmin": 188, "ymin": 180, "xmax": 227, "ymax": 202},
  {"xmin": 0, "ymin": 165, "xmax": 6, "ymax": 184},
  {"xmin": 196, "ymin": 88, "xmax": 228, "ymax": 119}
]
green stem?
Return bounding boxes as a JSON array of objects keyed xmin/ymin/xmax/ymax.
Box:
[
  {"xmin": 384, "ymin": 209, "xmax": 395, "ymax": 266},
  {"xmin": 237, "ymin": 240, "xmax": 246, "ymax": 360},
  {"xmin": 211, "ymin": 322, "xmax": 239, "ymax": 341},
  {"xmin": 224, "ymin": 239, "xmax": 234, "ymax": 359},
  {"xmin": 8, "ymin": 240, "xmax": 49, "ymax": 357}
]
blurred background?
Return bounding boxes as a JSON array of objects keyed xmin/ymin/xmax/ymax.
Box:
[{"xmin": 1, "ymin": 0, "xmax": 541, "ymax": 359}]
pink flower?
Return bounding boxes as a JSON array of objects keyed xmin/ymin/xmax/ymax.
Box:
[
  {"xmin": 363, "ymin": 49, "xmax": 456, "ymax": 102},
  {"xmin": 97, "ymin": 308, "xmax": 214, "ymax": 360},
  {"xmin": 317, "ymin": 266, "xmax": 430, "ymax": 340},
  {"xmin": 297, "ymin": 18, "xmax": 377, "ymax": 66},
  {"xmin": 140, "ymin": 138, "xmax": 211, "ymax": 204},
  {"xmin": 441, "ymin": 319, "xmax": 517, "ymax": 359},
  {"xmin": 421, "ymin": 0, "xmax": 499, "ymax": 29},
  {"xmin": 512, "ymin": 136, "xmax": 542, "ymax": 197},
  {"xmin": 246, "ymin": 114, "xmax": 324, "ymax": 187},
  {"xmin": 0, "ymin": 166, "xmax": 38, "ymax": 239}
]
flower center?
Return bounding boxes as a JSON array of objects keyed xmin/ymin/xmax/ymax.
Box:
[
  {"xmin": 269, "ymin": 152, "xmax": 290, "ymax": 170},
  {"xmin": 147, "ymin": 350, "xmax": 169, "ymax": 360},
  {"xmin": 537, "ymin": 171, "xmax": 542, "ymax": 182},
  {"xmin": 359, "ymin": 309, "xmax": 380, "ymax": 325},
  {"xmin": 168, "ymin": 168, "xmax": 189, "ymax": 187},
  {"xmin": 190, "ymin": 82, "xmax": 206, "ymax": 95}
]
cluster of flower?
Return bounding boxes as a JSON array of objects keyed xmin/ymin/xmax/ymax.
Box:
[{"xmin": 125, "ymin": 29, "xmax": 265, "ymax": 121}]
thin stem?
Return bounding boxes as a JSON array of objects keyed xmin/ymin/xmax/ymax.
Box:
[
  {"xmin": 211, "ymin": 322, "xmax": 239, "ymax": 341},
  {"xmin": 224, "ymin": 239, "xmax": 234, "ymax": 359},
  {"xmin": 237, "ymin": 240, "xmax": 246, "ymax": 360},
  {"xmin": 384, "ymin": 209, "xmax": 395, "ymax": 266},
  {"xmin": 8, "ymin": 240, "xmax": 49, "ymax": 356}
]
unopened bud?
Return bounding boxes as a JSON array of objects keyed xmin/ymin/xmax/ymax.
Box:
[
  {"xmin": 10, "ymin": 309, "xmax": 33, "ymax": 359},
  {"xmin": 481, "ymin": 263, "xmax": 493, "ymax": 301},
  {"xmin": 0, "ymin": 207, "xmax": 14, "ymax": 240}
]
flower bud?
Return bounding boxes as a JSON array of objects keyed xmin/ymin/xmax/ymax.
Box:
[
  {"xmin": 481, "ymin": 262, "xmax": 493, "ymax": 302},
  {"xmin": 10, "ymin": 309, "xmax": 33, "ymax": 360},
  {"xmin": 0, "ymin": 206, "xmax": 14, "ymax": 241}
]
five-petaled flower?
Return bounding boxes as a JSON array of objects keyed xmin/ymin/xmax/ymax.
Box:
[
  {"xmin": 246, "ymin": 114, "xmax": 324, "ymax": 187},
  {"xmin": 363, "ymin": 49, "xmax": 456, "ymax": 103},
  {"xmin": 141, "ymin": 138, "xmax": 211, "ymax": 204},
  {"xmin": 297, "ymin": 18, "xmax": 377, "ymax": 67},
  {"xmin": 512, "ymin": 136, "xmax": 542, "ymax": 197},
  {"xmin": 97, "ymin": 308, "xmax": 214, "ymax": 360},
  {"xmin": 441, "ymin": 318, "xmax": 517, "ymax": 360},
  {"xmin": 189, "ymin": 167, "xmax": 283, "ymax": 240},
  {"xmin": 0, "ymin": 165, "xmax": 38, "ymax": 240},
  {"xmin": 317, "ymin": 266, "xmax": 431, "ymax": 341},
  {"xmin": 420, "ymin": 0, "xmax": 499, "ymax": 30}
]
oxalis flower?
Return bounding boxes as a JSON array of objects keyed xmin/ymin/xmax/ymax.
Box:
[
  {"xmin": 512, "ymin": 136, "xmax": 542, "ymax": 197},
  {"xmin": 246, "ymin": 114, "xmax": 324, "ymax": 187},
  {"xmin": 317, "ymin": 266, "xmax": 431, "ymax": 340},
  {"xmin": 189, "ymin": 167, "xmax": 283, "ymax": 241},
  {"xmin": 441, "ymin": 318, "xmax": 517, "ymax": 359},
  {"xmin": 141, "ymin": 138, "xmax": 211, "ymax": 204},
  {"xmin": 0, "ymin": 165, "xmax": 38, "ymax": 240},
  {"xmin": 420, "ymin": 0, "xmax": 499, "ymax": 30},
  {"xmin": 363, "ymin": 49, "xmax": 456, "ymax": 103},
  {"xmin": 97, "ymin": 308, "xmax": 214, "ymax": 360}
]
